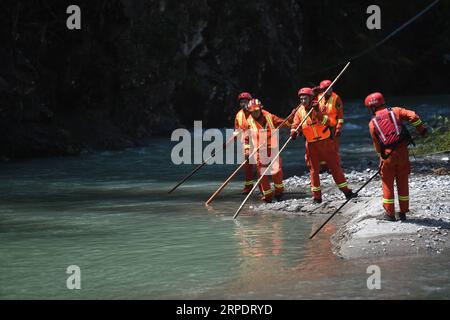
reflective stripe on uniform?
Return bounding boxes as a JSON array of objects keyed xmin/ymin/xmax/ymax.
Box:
[
  {"xmin": 263, "ymin": 189, "xmax": 273, "ymax": 196},
  {"xmin": 328, "ymin": 95, "xmax": 334, "ymax": 112},
  {"xmin": 383, "ymin": 198, "xmax": 395, "ymax": 204},
  {"xmin": 389, "ymin": 111, "xmax": 400, "ymax": 135},
  {"xmin": 320, "ymin": 161, "xmax": 327, "ymax": 165},
  {"xmin": 266, "ymin": 115, "xmax": 275, "ymax": 129},
  {"xmin": 338, "ymin": 119, "xmax": 344, "ymax": 124},
  {"xmin": 399, "ymin": 195, "xmax": 409, "ymax": 201},
  {"xmin": 372, "ymin": 118, "xmax": 386, "ymax": 142},
  {"xmin": 337, "ymin": 182, "xmax": 348, "ymax": 189},
  {"xmin": 244, "ymin": 144, "xmax": 250, "ymax": 149},
  {"xmin": 412, "ymin": 119, "xmax": 422, "ymax": 127},
  {"xmin": 274, "ymin": 183, "xmax": 284, "ymax": 189},
  {"xmin": 321, "ymin": 115, "xmax": 329, "ymax": 125},
  {"xmin": 237, "ymin": 110, "xmax": 245, "ymax": 128},
  {"xmin": 311, "ymin": 186, "xmax": 321, "ymax": 192},
  {"xmin": 245, "ymin": 180, "xmax": 254, "ymax": 186}
]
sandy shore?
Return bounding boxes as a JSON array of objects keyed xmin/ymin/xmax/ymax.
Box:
[{"xmin": 254, "ymin": 152, "xmax": 450, "ymax": 259}]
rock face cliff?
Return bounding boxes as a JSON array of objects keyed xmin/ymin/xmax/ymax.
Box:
[{"xmin": 0, "ymin": 0, "xmax": 448, "ymax": 159}]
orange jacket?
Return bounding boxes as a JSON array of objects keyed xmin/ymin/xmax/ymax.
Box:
[
  {"xmin": 318, "ymin": 92, "xmax": 344, "ymax": 129},
  {"xmin": 245, "ymin": 110, "xmax": 290, "ymax": 150},
  {"xmin": 291, "ymin": 105, "xmax": 334, "ymax": 142},
  {"xmin": 235, "ymin": 109, "xmax": 250, "ymax": 130},
  {"xmin": 369, "ymin": 106, "xmax": 425, "ymax": 155}
]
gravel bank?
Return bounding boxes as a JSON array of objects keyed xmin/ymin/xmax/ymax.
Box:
[{"xmin": 253, "ymin": 153, "xmax": 450, "ymax": 259}]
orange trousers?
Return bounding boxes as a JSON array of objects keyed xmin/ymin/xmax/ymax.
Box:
[
  {"xmin": 257, "ymin": 158, "xmax": 284, "ymax": 202},
  {"xmin": 380, "ymin": 144, "xmax": 410, "ymax": 216},
  {"xmin": 243, "ymin": 161, "xmax": 255, "ymax": 192},
  {"xmin": 306, "ymin": 138, "xmax": 350, "ymax": 199},
  {"xmin": 306, "ymin": 132, "xmax": 341, "ymax": 169}
]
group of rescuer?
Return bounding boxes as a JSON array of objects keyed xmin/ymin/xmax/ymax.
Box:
[{"xmin": 233, "ymin": 84, "xmax": 427, "ymax": 222}]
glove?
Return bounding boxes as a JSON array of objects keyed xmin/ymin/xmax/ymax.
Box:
[
  {"xmin": 290, "ymin": 130, "xmax": 299, "ymax": 140},
  {"xmin": 334, "ymin": 127, "xmax": 342, "ymax": 137}
]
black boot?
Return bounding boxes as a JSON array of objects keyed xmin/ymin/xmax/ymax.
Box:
[
  {"xmin": 344, "ymin": 190, "xmax": 357, "ymax": 200},
  {"xmin": 398, "ymin": 212, "xmax": 407, "ymax": 221},
  {"xmin": 313, "ymin": 198, "xmax": 322, "ymax": 204},
  {"xmin": 378, "ymin": 213, "xmax": 396, "ymax": 222},
  {"xmin": 275, "ymin": 194, "xmax": 284, "ymax": 202}
]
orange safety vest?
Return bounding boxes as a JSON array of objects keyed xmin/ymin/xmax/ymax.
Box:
[
  {"xmin": 299, "ymin": 107, "xmax": 330, "ymax": 143},
  {"xmin": 235, "ymin": 109, "xmax": 249, "ymax": 130},
  {"xmin": 247, "ymin": 111, "xmax": 276, "ymax": 147},
  {"xmin": 318, "ymin": 92, "xmax": 342, "ymax": 128},
  {"xmin": 247, "ymin": 111, "xmax": 280, "ymax": 174}
]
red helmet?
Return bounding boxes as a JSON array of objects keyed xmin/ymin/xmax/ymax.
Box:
[
  {"xmin": 298, "ymin": 87, "xmax": 314, "ymax": 97},
  {"xmin": 364, "ymin": 92, "xmax": 385, "ymax": 108},
  {"xmin": 320, "ymin": 80, "xmax": 332, "ymax": 90},
  {"xmin": 237, "ymin": 92, "xmax": 252, "ymax": 102},
  {"xmin": 247, "ymin": 99, "xmax": 262, "ymax": 112}
]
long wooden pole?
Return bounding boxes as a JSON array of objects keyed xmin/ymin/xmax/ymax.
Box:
[
  {"xmin": 233, "ymin": 61, "xmax": 351, "ymax": 220},
  {"xmin": 168, "ymin": 133, "xmax": 239, "ymax": 194},
  {"xmin": 204, "ymin": 107, "xmax": 299, "ymax": 206},
  {"xmin": 308, "ymin": 168, "xmax": 380, "ymax": 239}
]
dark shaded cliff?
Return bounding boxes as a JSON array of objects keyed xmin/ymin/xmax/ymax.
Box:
[{"xmin": 0, "ymin": 0, "xmax": 449, "ymax": 159}]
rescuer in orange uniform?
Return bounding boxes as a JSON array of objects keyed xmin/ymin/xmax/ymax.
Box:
[
  {"xmin": 305, "ymin": 81, "xmax": 344, "ymax": 171},
  {"xmin": 317, "ymin": 80, "xmax": 345, "ymax": 154},
  {"xmin": 365, "ymin": 92, "xmax": 428, "ymax": 221},
  {"xmin": 234, "ymin": 92, "xmax": 255, "ymax": 194},
  {"xmin": 290, "ymin": 88, "xmax": 356, "ymax": 204},
  {"xmin": 245, "ymin": 99, "xmax": 290, "ymax": 203}
]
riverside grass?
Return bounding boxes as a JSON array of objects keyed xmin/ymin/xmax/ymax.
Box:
[{"xmin": 412, "ymin": 115, "xmax": 450, "ymax": 156}]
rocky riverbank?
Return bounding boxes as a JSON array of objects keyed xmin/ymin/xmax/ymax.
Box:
[{"xmin": 254, "ymin": 152, "xmax": 450, "ymax": 259}]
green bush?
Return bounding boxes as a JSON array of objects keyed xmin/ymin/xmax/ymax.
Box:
[{"xmin": 412, "ymin": 115, "xmax": 450, "ymax": 156}]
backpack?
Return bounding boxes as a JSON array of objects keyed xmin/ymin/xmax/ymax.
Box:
[{"xmin": 371, "ymin": 108, "xmax": 402, "ymax": 148}]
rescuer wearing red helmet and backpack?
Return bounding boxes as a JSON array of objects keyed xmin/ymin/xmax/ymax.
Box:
[
  {"xmin": 234, "ymin": 92, "xmax": 256, "ymax": 194},
  {"xmin": 291, "ymin": 88, "xmax": 356, "ymax": 204},
  {"xmin": 365, "ymin": 92, "xmax": 428, "ymax": 221}
]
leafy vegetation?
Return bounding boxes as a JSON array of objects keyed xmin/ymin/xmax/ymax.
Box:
[{"xmin": 412, "ymin": 116, "xmax": 450, "ymax": 156}]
